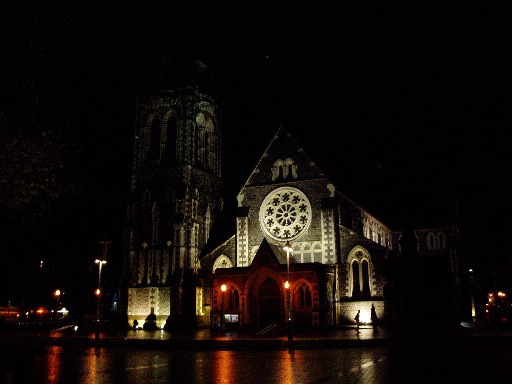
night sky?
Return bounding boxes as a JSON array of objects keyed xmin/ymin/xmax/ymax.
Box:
[{"xmin": 1, "ymin": 1, "xmax": 510, "ymax": 307}]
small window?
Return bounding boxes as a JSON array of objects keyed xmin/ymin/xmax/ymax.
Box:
[
  {"xmin": 427, "ymin": 233, "xmax": 435, "ymax": 250},
  {"xmin": 298, "ymin": 283, "xmax": 312, "ymax": 308},
  {"xmin": 437, "ymin": 232, "xmax": 446, "ymax": 249},
  {"xmin": 228, "ymin": 287, "xmax": 239, "ymax": 310}
]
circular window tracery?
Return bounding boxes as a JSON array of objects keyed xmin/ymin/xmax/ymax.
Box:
[{"xmin": 259, "ymin": 187, "xmax": 312, "ymax": 241}]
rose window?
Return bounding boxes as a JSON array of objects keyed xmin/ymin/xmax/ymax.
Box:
[{"xmin": 259, "ymin": 187, "xmax": 312, "ymax": 241}]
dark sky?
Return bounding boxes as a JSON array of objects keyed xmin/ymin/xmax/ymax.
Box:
[{"xmin": 2, "ymin": 1, "xmax": 511, "ymax": 302}]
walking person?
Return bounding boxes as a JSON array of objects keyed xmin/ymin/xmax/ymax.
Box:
[
  {"xmin": 371, "ymin": 303, "xmax": 379, "ymax": 333},
  {"xmin": 354, "ymin": 309, "xmax": 361, "ymax": 333},
  {"xmin": 370, "ymin": 304, "xmax": 378, "ymax": 326}
]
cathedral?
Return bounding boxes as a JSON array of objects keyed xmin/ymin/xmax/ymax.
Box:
[{"xmin": 120, "ymin": 63, "xmax": 472, "ymax": 332}]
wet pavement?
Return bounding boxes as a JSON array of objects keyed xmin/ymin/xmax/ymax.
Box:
[
  {"xmin": 6, "ymin": 320, "xmax": 512, "ymax": 350},
  {"xmin": 1, "ymin": 323, "xmax": 512, "ymax": 384},
  {"xmin": 2, "ymin": 322, "xmax": 512, "ymax": 383}
]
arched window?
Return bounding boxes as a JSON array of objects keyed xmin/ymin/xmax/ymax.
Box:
[
  {"xmin": 149, "ymin": 119, "xmax": 161, "ymax": 160},
  {"xmin": 348, "ymin": 247, "xmax": 373, "ymax": 299},
  {"xmin": 352, "ymin": 261, "xmax": 361, "ymax": 298},
  {"xmin": 271, "ymin": 158, "xmax": 298, "ymax": 181},
  {"xmin": 205, "ymin": 205, "xmax": 211, "ymax": 243},
  {"xmin": 164, "ymin": 115, "xmax": 177, "ymax": 163},
  {"xmin": 298, "ymin": 282, "xmax": 312, "ymax": 308},
  {"xmin": 212, "ymin": 255, "xmax": 233, "ymax": 273},
  {"xmin": 302, "ymin": 243, "xmax": 312, "ymax": 263},
  {"xmin": 228, "ymin": 287, "xmax": 239, "ymax": 310},
  {"xmin": 427, "ymin": 232, "xmax": 435, "ymax": 250},
  {"xmin": 361, "ymin": 260, "xmax": 371, "ymax": 298},
  {"xmin": 196, "ymin": 112, "xmax": 215, "ymax": 169},
  {"xmin": 312, "ymin": 242, "xmax": 322, "ymax": 263},
  {"xmin": 437, "ymin": 232, "xmax": 446, "ymax": 249}
]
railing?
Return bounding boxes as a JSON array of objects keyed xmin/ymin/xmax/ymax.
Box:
[{"xmin": 257, "ymin": 323, "xmax": 277, "ymax": 336}]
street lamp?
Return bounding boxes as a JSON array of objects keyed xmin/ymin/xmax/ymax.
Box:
[
  {"xmin": 95, "ymin": 259, "xmax": 107, "ymax": 323},
  {"xmin": 283, "ymin": 241, "xmax": 293, "ymax": 341},
  {"xmin": 53, "ymin": 289, "xmax": 61, "ymax": 323},
  {"xmin": 220, "ymin": 284, "xmax": 227, "ymax": 330}
]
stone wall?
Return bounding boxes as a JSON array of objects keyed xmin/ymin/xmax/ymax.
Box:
[
  {"xmin": 338, "ymin": 300, "xmax": 385, "ymax": 325},
  {"xmin": 127, "ymin": 287, "xmax": 170, "ymax": 328}
]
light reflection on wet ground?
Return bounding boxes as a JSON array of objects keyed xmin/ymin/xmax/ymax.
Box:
[
  {"xmin": 47, "ymin": 325, "xmax": 392, "ymax": 341},
  {"xmin": 1, "ymin": 338, "xmax": 512, "ymax": 384}
]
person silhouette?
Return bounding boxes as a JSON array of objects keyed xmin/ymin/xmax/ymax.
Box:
[
  {"xmin": 371, "ymin": 304, "xmax": 378, "ymax": 329},
  {"xmin": 354, "ymin": 309, "xmax": 361, "ymax": 333}
]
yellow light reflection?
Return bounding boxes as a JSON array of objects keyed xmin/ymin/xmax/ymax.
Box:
[
  {"xmin": 275, "ymin": 349, "xmax": 298, "ymax": 384},
  {"xmin": 82, "ymin": 347, "xmax": 100, "ymax": 383},
  {"xmin": 213, "ymin": 351, "xmax": 233, "ymax": 384},
  {"xmin": 46, "ymin": 346, "xmax": 62, "ymax": 384}
]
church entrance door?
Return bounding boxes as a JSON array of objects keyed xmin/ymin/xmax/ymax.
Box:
[{"xmin": 257, "ymin": 278, "xmax": 282, "ymax": 329}]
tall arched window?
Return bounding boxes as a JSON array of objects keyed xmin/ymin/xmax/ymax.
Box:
[
  {"xmin": 149, "ymin": 119, "xmax": 161, "ymax": 160},
  {"xmin": 204, "ymin": 131, "xmax": 209, "ymax": 166},
  {"xmin": 228, "ymin": 286, "xmax": 239, "ymax": 310},
  {"xmin": 302, "ymin": 243, "xmax": 312, "ymax": 263},
  {"xmin": 361, "ymin": 260, "xmax": 371, "ymax": 298},
  {"xmin": 313, "ymin": 242, "xmax": 322, "ymax": 263},
  {"xmin": 298, "ymin": 282, "xmax": 312, "ymax": 308},
  {"xmin": 196, "ymin": 112, "xmax": 215, "ymax": 169},
  {"xmin": 352, "ymin": 261, "xmax": 361, "ymax": 298},
  {"xmin": 437, "ymin": 232, "xmax": 446, "ymax": 249},
  {"xmin": 164, "ymin": 115, "xmax": 177, "ymax": 163},
  {"xmin": 348, "ymin": 247, "xmax": 373, "ymax": 299},
  {"xmin": 427, "ymin": 232, "xmax": 435, "ymax": 250}
]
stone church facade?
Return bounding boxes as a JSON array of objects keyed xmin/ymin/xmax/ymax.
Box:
[
  {"xmin": 120, "ymin": 74, "xmax": 471, "ymax": 332},
  {"xmin": 200, "ymin": 127, "xmax": 470, "ymax": 331},
  {"xmin": 200, "ymin": 127, "xmax": 393, "ymax": 330}
]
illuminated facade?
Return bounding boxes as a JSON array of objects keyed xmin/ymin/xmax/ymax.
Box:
[
  {"xmin": 200, "ymin": 127, "xmax": 471, "ymax": 330},
  {"xmin": 120, "ymin": 86, "xmax": 470, "ymax": 331},
  {"xmin": 120, "ymin": 70, "xmax": 223, "ymax": 329}
]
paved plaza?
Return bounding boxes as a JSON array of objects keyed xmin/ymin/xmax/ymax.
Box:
[{"xmin": 1, "ymin": 323, "xmax": 512, "ymax": 384}]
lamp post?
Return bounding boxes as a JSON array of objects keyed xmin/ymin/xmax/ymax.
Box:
[
  {"xmin": 283, "ymin": 241, "xmax": 293, "ymax": 341},
  {"xmin": 220, "ymin": 284, "xmax": 227, "ymax": 330},
  {"xmin": 53, "ymin": 289, "xmax": 61, "ymax": 323},
  {"xmin": 95, "ymin": 259, "xmax": 107, "ymax": 323}
]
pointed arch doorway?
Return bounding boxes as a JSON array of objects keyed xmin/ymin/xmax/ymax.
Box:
[{"xmin": 257, "ymin": 278, "xmax": 282, "ymax": 329}]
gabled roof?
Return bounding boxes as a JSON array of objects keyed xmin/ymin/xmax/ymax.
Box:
[
  {"xmin": 239, "ymin": 125, "xmax": 326, "ymax": 192},
  {"xmin": 199, "ymin": 234, "xmax": 236, "ymax": 273},
  {"xmin": 249, "ymin": 238, "xmax": 297, "ymax": 271}
]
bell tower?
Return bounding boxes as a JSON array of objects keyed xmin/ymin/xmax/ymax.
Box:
[{"xmin": 122, "ymin": 60, "xmax": 223, "ymax": 329}]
